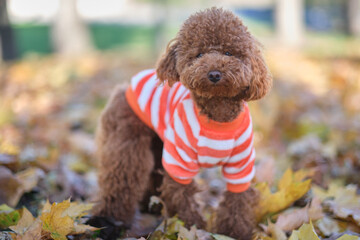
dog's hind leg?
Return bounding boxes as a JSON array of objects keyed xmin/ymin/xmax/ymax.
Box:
[
  {"xmin": 159, "ymin": 173, "xmax": 206, "ymax": 229},
  {"xmin": 93, "ymin": 86, "xmax": 156, "ymax": 227},
  {"xmin": 215, "ymin": 188, "xmax": 259, "ymax": 240}
]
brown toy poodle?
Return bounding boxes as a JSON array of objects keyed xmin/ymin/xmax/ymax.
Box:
[{"xmin": 94, "ymin": 7, "xmax": 272, "ymax": 240}]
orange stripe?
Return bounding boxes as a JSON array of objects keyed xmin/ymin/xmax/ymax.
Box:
[
  {"xmin": 226, "ymin": 182, "xmax": 250, "ymax": 193},
  {"xmin": 144, "ymin": 86, "xmax": 157, "ymax": 118},
  {"xmin": 162, "ymin": 158, "xmax": 198, "ymax": 178},
  {"xmin": 225, "ymin": 148, "xmax": 254, "ymax": 168},
  {"xmin": 169, "ymin": 83, "xmax": 182, "ymax": 116},
  {"xmin": 231, "ymin": 133, "xmax": 253, "ymax": 156},
  {"xmin": 223, "ymin": 160, "xmax": 254, "ymax": 179},
  {"xmin": 168, "ymin": 175, "xmax": 192, "ymax": 185},
  {"xmin": 156, "ymin": 86, "xmax": 170, "ymax": 138},
  {"xmin": 164, "ymin": 142, "xmax": 199, "ymax": 170},
  {"xmin": 198, "ymin": 147, "xmax": 232, "ymax": 158},
  {"xmin": 198, "ymin": 162, "xmax": 225, "ymax": 168},
  {"xmin": 173, "ymin": 133, "xmax": 198, "ymax": 160},
  {"xmin": 178, "ymin": 104, "xmax": 198, "ymax": 149},
  {"xmin": 125, "ymin": 88, "xmax": 154, "ymax": 130},
  {"xmin": 134, "ymin": 72, "xmax": 155, "ymax": 96}
]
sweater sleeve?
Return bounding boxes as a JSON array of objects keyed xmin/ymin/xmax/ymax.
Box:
[
  {"xmin": 162, "ymin": 108, "xmax": 199, "ymax": 184},
  {"xmin": 222, "ymin": 112, "xmax": 256, "ymax": 193}
]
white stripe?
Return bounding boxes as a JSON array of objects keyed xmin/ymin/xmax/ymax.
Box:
[
  {"xmin": 227, "ymin": 140, "xmax": 254, "ymax": 163},
  {"xmin": 172, "ymin": 86, "xmax": 187, "ymax": 104},
  {"xmin": 163, "ymin": 150, "xmax": 198, "ymax": 173},
  {"xmin": 164, "ymin": 127, "xmax": 175, "ymax": 144},
  {"xmin": 175, "ymin": 176, "xmax": 193, "ymax": 180},
  {"xmin": 182, "ymin": 99, "xmax": 200, "ymax": 140},
  {"xmin": 131, "ymin": 69, "xmax": 154, "ymax": 90},
  {"xmin": 224, "ymin": 167, "xmax": 255, "ymax": 184},
  {"xmin": 198, "ymin": 136, "xmax": 234, "ymax": 151},
  {"xmin": 198, "ymin": 155, "xmax": 228, "ymax": 165},
  {"xmin": 150, "ymin": 86, "xmax": 163, "ymax": 129},
  {"xmin": 138, "ymin": 75, "xmax": 158, "ymax": 111},
  {"xmin": 173, "ymin": 109, "xmax": 195, "ymax": 150},
  {"xmin": 223, "ymin": 150, "xmax": 256, "ymax": 174},
  {"xmin": 234, "ymin": 119, "xmax": 253, "ymax": 147},
  {"xmin": 176, "ymin": 147, "xmax": 195, "ymax": 163}
]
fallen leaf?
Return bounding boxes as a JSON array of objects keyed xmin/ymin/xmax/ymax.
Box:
[
  {"xmin": 336, "ymin": 235, "xmax": 360, "ymax": 240},
  {"xmin": 313, "ymin": 184, "xmax": 360, "ymax": 226},
  {"xmin": 0, "ymin": 166, "xmax": 22, "ymax": 207},
  {"xmin": 275, "ymin": 198, "xmax": 323, "ymax": 232},
  {"xmin": 72, "ymin": 222, "xmax": 99, "ymax": 234},
  {"xmin": 9, "ymin": 208, "xmax": 35, "ymax": 235},
  {"xmin": 0, "ymin": 204, "xmax": 21, "ymax": 229},
  {"xmin": 20, "ymin": 219, "xmax": 43, "ymax": 240},
  {"xmin": 40, "ymin": 200, "xmax": 74, "ymax": 240},
  {"xmin": 178, "ymin": 225, "xmax": 197, "ymax": 240},
  {"xmin": 62, "ymin": 202, "xmax": 94, "ymax": 219},
  {"xmin": 255, "ymin": 168, "xmax": 312, "ymax": 221},
  {"xmin": 264, "ymin": 221, "xmax": 287, "ymax": 240},
  {"xmin": 289, "ymin": 222, "xmax": 320, "ymax": 240},
  {"xmin": 211, "ymin": 233, "xmax": 236, "ymax": 240},
  {"xmin": 316, "ymin": 216, "xmax": 341, "ymax": 237},
  {"xmin": 16, "ymin": 167, "xmax": 45, "ymax": 192}
]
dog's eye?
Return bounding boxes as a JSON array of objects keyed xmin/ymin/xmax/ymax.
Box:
[
  {"xmin": 225, "ymin": 52, "xmax": 232, "ymax": 56},
  {"xmin": 196, "ymin": 53, "xmax": 203, "ymax": 58}
]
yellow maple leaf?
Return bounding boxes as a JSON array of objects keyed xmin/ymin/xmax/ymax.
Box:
[
  {"xmin": 289, "ymin": 221, "xmax": 320, "ymax": 240},
  {"xmin": 63, "ymin": 202, "xmax": 94, "ymax": 219},
  {"xmin": 255, "ymin": 168, "xmax": 312, "ymax": 221},
  {"xmin": 40, "ymin": 199, "xmax": 74, "ymax": 240}
]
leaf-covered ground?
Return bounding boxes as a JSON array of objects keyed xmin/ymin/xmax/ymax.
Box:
[{"xmin": 0, "ymin": 47, "xmax": 359, "ymax": 240}]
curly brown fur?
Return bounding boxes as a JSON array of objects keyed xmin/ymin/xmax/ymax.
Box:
[
  {"xmin": 96, "ymin": 7, "xmax": 271, "ymax": 238},
  {"xmin": 157, "ymin": 7, "xmax": 272, "ymax": 112},
  {"xmin": 191, "ymin": 93, "xmax": 245, "ymax": 122},
  {"xmin": 159, "ymin": 173, "xmax": 206, "ymax": 229},
  {"xmin": 94, "ymin": 86, "xmax": 161, "ymax": 226},
  {"xmin": 215, "ymin": 188, "xmax": 259, "ymax": 240}
]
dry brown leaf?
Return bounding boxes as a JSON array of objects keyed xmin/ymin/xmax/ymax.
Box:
[
  {"xmin": 16, "ymin": 167, "xmax": 45, "ymax": 192},
  {"xmin": 275, "ymin": 198, "xmax": 324, "ymax": 232},
  {"xmin": 0, "ymin": 166, "xmax": 22, "ymax": 207},
  {"xmin": 9, "ymin": 208, "xmax": 35, "ymax": 235},
  {"xmin": 21, "ymin": 220, "xmax": 43, "ymax": 240},
  {"xmin": 313, "ymin": 184, "xmax": 360, "ymax": 226},
  {"xmin": 266, "ymin": 221, "xmax": 287, "ymax": 240}
]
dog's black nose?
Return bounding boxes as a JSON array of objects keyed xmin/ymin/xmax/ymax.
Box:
[{"xmin": 208, "ymin": 71, "xmax": 222, "ymax": 83}]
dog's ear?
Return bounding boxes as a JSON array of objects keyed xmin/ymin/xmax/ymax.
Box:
[
  {"xmin": 245, "ymin": 49, "xmax": 272, "ymax": 101},
  {"xmin": 156, "ymin": 39, "xmax": 179, "ymax": 87}
]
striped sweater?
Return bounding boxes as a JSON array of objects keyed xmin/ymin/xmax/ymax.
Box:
[{"xmin": 125, "ymin": 69, "xmax": 255, "ymax": 193}]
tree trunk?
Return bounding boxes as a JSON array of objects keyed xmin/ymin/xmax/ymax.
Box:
[
  {"xmin": 0, "ymin": 0, "xmax": 16, "ymax": 60},
  {"xmin": 52, "ymin": 0, "xmax": 93, "ymax": 56},
  {"xmin": 346, "ymin": 0, "xmax": 360, "ymax": 36},
  {"xmin": 276, "ymin": 0, "xmax": 304, "ymax": 47}
]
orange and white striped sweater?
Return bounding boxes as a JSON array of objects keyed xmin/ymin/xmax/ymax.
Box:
[{"xmin": 125, "ymin": 69, "xmax": 255, "ymax": 193}]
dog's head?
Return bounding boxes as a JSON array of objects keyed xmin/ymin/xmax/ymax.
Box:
[{"xmin": 156, "ymin": 7, "xmax": 272, "ymax": 101}]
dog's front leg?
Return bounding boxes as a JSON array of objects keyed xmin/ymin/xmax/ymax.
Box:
[
  {"xmin": 215, "ymin": 188, "xmax": 259, "ymax": 240},
  {"xmin": 159, "ymin": 173, "xmax": 206, "ymax": 229}
]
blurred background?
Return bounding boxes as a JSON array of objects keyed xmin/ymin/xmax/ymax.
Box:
[{"xmin": 0, "ymin": 0, "xmax": 360, "ymax": 236}]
